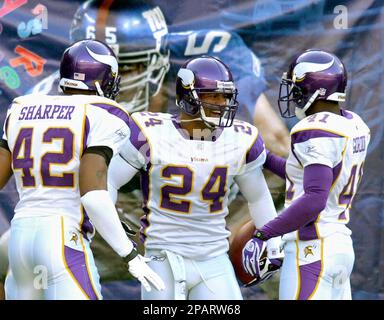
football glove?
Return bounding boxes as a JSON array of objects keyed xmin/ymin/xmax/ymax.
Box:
[
  {"xmin": 242, "ymin": 236, "xmax": 283, "ymax": 287},
  {"xmin": 124, "ymin": 251, "xmax": 166, "ymax": 292}
]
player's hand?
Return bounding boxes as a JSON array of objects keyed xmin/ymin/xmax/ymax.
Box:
[
  {"xmin": 242, "ymin": 235, "xmax": 283, "ymax": 287},
  {"xmin": 242, "ymin": 236, "xmax": 266, "ymax": 278},
  {"xmin": 127, "ymin": 254, "xmax": 166, "ymax": 292}
]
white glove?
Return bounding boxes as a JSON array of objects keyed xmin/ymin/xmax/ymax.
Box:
[
  {"xmin": 266, "ymin": 236, "xmax": 285, "ymax": 260},
  {"xmin": 127, "ymin": 254, "xmax": 166, "ymax": 292}
]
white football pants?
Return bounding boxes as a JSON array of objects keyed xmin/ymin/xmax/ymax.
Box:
[
  {"xmin": 142, "ymin": 249, "xmax": 243, "ymax": 300},
  {"xmin": 5, "ymin": 215, "xmax": 102, "ymax": 300},
  {"xmin": 279, "ymin": 233, "xmax": 354, "ymax": 300}
]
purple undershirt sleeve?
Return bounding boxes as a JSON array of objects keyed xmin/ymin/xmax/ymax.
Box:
[
  {"xmin": 263, "ymin": 150, "xmax": 286, "ymax": 179},
  {"xmin": 259, "ymin": 163, "xmax": 333, "ymax": 240}
]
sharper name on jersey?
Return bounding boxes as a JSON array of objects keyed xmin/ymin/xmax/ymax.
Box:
[{"xmin": 18, "ymin": 105, "xmax": 75, "ymax": 120}]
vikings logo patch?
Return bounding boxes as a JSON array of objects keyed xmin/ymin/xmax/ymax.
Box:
[
  {"xmin": 304, "ymin": 245, "xmax": 314, "ymax": 258},
  {"xmin": 70, "ymin": 232, "xmax": 79, "ymax": 245}
]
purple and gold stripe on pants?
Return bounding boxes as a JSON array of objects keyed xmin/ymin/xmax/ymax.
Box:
[
  {"xmin": 61, "ymin": 217, "xmax": 100, "ymax": 300},
  {"xmin": 295, "ymin": 239, "xmax": 324, "ymax": 300}
]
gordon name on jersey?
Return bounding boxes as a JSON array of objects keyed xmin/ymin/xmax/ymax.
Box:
[
  {"xmin": 284, "ymin": 110, "xmax": 370, "ymax": 241},
  {"xmin": 119, "ymin": 112, "xmax": 266, "ymax": 259}
]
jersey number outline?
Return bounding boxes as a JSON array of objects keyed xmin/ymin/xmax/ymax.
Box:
[
  {"xmin": 160, "ymin": 165, "xmax": 228, "ymax": 214},
  {"xmin": 12, "ymin": 127, "xmax": 75, "ymax": 188},
  {"xmin": 337, "ymin": 162, "xmax": 364, "ymax": 220}
]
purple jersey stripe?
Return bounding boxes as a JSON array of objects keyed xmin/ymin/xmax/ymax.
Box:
[
  {"xmin": 340, "ymin": 109, "xmax": 353, "ymax": 119},
  {"xmin": 297, "ymin": 260, "xmax": 322, "ymax": 300},
  {"xmin": 90, "ymin": 103, "xmax": 130, "ymax": 125},
  {"xmin": 140, "ymin": 215, "xmax": 149, "ymax": 244},
  {"xmin": 141, "ymin": 165, "xmax": 150, "ymax": 205},
  {"xmin": 332, "ymin": 161, "xmax": 343, "ymax": 186},
  {"xmin": 139, "ymin": 165, "xmax": 151, "ymax": 244},
  {"xmin": 338, "ymin": 211, "xmax": 347, "ymax": 220},
  {"xmin": 64, "ymin": 246, "xmax": 99, "ymax": 300},
  {"xmin": 129, "ymin": 116, "xmax": 151, "ymax": 163},
  {"xmin": 292, "ymin": 129, "xmax": 344, "ymax": 144},
  {"xmin": 246, "ymin": 134, "xmax": 265, "ymax": 164}
]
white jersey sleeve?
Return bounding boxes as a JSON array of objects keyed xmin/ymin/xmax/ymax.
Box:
[
  {"xmin": 118, "ymin": 112, "xmax": 150, "ymax": 170},
  {"xmin": 291, "ymin": 130, "xmax": 346, "ymax": 168},
  {"xmin": 2, "ymin": 100, "xmax": 19, "ymax": 141},
  {"xmin": 85, "ymin": 99, "xmax": 131, "ymax": 156},
  {"xmin": 237, "ymin": 125, "xmax": 266, "ymax": 176}
]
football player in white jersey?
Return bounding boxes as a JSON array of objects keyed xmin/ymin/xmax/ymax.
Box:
[
  {"xmin": 242, "ymin": 49, "xmax": 370, "ymax": 300},
  {"xmin": 0, "ymin": 39, "xmax": 164, "ymax": 300},
  {"xmin": 108, "ymin": 55, "xmax": 283, "ymax": 300}
]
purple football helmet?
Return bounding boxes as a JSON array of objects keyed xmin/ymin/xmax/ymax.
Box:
[
  {"xmin": 176, "ymin": 55, "xmax": 238, "ymax": 128},
  {"xmin": 59, "ymin": 39, "xmax": 120, "ymax": 100},
  {"xmin": 278, "ymin": 49, "xmax": 347, "ymax": 119}
]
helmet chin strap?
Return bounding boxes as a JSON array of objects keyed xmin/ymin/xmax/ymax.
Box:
[
  {"xmin": 179, "ymin": 116, "xmax": 217, "ymax": 130},
  {"xmin": 95, "ymin": 81, "xmax": 105, "ymax": 97},
  {"xmin": 295, "ymin": 89, "xmax": 320, "ymax": 120},
  {"xmin": 199, "ymin": 107, "xmax": 219, "ymax": 129},
  {"xmin": 179, "ymin": 118, "xmax": 203, "ymax": 123}
]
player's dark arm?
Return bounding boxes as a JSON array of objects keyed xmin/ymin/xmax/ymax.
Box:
[
  {"xmin": 0, "ymin": 139, "xmax": 13, "ymax": 189},
  {"xmin": 79, "ymin": 146, "xmax": 113, "ymax": 195},
  {"xmin": 256, "ymin": 164, "xmax": 333, "ymax": 240},
  {"xmin": 263, "ymin": 149, "xmax": 287, "ymax": 180}
]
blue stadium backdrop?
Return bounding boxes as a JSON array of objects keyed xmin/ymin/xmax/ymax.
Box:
[{"xmin": 0, "ymin": 0, "xmax": 383, "ymax": 299}]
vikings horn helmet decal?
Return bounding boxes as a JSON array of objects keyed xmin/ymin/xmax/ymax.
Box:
[
  {"xmin": 278, "ymin": 49, "xmax": 347, "ymax": 119},
  {"xmin": 59, "ymin": 39, "xmax": 120, "ymax": 99}
]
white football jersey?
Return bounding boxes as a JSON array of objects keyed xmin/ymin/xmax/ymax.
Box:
[
  {"xmin": 119, "ymin": 112, "xmax": 266, "ymax": 260},
  {"xmin": 3, "ymin": 94, "xmax": 130, "ymax": 238},
  {"xmin": 283, "ymin": 110, "xmax": 370, "ymax": 241}
]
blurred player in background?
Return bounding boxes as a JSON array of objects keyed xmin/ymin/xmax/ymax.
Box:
[
  {"xmin": 108, "ymin": 56, "xmax": 283, "ymax": 299},
  {"xmin": 0, "ymin": 39, "xmax": 164, "ymax": 299},
  {"xmin": 31, "ymin": 0, "xmax": 170, "ymax": 115},
  {"xmin": 242, "ymin": 49, "xmax": 370, "ymax": 300}
]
